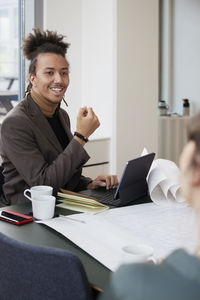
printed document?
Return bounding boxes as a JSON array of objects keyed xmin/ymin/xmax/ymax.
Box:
[{"xmin": 38, "ymin": 203, "xmax": 197, "ymax": 271}]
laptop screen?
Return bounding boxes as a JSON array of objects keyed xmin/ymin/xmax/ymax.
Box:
[{"xmin": 114, "ymin": 153, "xmax": 155, "ymax": 203}]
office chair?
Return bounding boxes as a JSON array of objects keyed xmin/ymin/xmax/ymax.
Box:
[
  {"xmin": 0, "ymin": 232, "xmax": 93, "ymax": 300},
  {"xmin": 0, "ymin": 94, "xmax": 17, "ymax": 115}
]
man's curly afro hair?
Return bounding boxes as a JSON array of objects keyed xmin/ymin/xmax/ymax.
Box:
[{"xmin": 22, "ymin": 28, "xmax": 70, "ymax": 60}]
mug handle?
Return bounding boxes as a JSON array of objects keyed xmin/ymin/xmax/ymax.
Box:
[
  {"xmin": 24, "ymin": 189, "xmax": 32, "ymax": 201},
  {"xmin": 148, "ymin": 256, "xmax": 157, "ymax": 264}
]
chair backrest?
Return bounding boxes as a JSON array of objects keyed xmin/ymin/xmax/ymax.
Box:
[
  {"xmin": 0, "ymin": 165, "xmax": 4, "ymax": 197},
  {"xmin": 0, "ymin": 232, "xmax": 93, "ymax": 300},
  {"xmin": 0, "ymin": 95, "xmax": 16, "ymax": 115}
]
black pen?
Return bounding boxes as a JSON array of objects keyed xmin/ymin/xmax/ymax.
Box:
[{"xmin": 59, "ymin": 215, "xmax": 86, "ymax": 224}]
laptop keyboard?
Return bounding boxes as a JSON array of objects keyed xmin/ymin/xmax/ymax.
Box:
[{"xmin": 88, "ymin": 187, "xmax": 121, "ymax": 207}]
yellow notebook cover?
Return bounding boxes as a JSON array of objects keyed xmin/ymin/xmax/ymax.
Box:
[{"xmin": 57, "ymin": 189, "xmax": 109, "ymax": 214}]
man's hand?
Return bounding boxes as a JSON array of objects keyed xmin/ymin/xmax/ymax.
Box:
[
  {"xmin": 76, "ymin": 107, "xmax": 100, "ymax": 138},
  {"xmin": 87, "ymin": 175, "xmax": 119, "ymax": 190}
]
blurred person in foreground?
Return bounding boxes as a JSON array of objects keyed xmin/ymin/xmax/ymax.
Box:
[
  {"xmin": 100, "ymin": 112, "xmax": 200, "ymax": 300},
  {"xmin": 0, "ymin": 28, "xmax": 118, "ymax": 206}
]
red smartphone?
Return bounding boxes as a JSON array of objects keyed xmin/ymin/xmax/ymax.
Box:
[{"xmin": 0, "ymin": 210, "xmax": 33, "ymax": 225}]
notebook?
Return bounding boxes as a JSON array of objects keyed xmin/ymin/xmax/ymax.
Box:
[{"xmin": 80, "ymin": 152, "xmax": 155, "ymax": 207}]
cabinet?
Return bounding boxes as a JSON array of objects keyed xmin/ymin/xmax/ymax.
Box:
[
  {"xmin": 158, "ymin": 116, "xmax": 190, "ymax": 164},
  {"xmin": 82, "ymin": 138, "xmax": 110, "ymax": 179}
]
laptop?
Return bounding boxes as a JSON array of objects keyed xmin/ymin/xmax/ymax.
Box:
[{"xmin": 80, "ymin": 152, "xmax": 155, "ymax": 207}]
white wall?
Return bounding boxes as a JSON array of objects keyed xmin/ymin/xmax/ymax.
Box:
[
  {"xmin": 81, "ymin": 0, "xmax": 114, "ymax": 138},
  {"xmin": 114, "ymin": 0, "xmax": 159, "ymax": 176}
]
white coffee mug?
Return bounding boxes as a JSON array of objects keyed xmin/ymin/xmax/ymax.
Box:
[
  {"xmin": 31, "ymin": 195, "xmax": 56, "ymax": 220},
  {"xmin": 121, "ymin": 244, "xmax": 154, "ymax": 264},
  {"xmin": 24, "ymin": 185, "xmax": 53, "ymax": 201}
]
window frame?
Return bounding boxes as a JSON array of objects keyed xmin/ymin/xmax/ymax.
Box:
[{"xmin": 19, "ymin": 0, "xmax": 43, "ymax": 100}]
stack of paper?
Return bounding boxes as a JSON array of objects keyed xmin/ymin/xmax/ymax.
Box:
[{"xmin": 56, "ymin": 189, "xmax": 109, "ymax": 214}]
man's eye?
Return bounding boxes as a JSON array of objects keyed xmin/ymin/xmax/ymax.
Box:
[
  {"xmin": 62, "ymin": 72, "xmax": 68, "ymax": 76},
  {"xmin": 46, "ymin": 71, "xmax": 53, "ymax": 75}
]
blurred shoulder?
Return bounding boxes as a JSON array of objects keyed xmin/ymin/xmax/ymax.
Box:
[{"xmin": 101, "ymin": 250, "xmax": 200, "ymax": 300}]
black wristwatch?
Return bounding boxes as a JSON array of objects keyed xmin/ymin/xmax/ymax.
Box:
[{"xmin": 74, "ymin": 131, "xmax": 89, "ymax": 143}]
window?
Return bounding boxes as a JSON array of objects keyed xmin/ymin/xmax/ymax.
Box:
[
  {"xmin": 160, "ymin": 0, "xmax": 200, "ymax": 116},
  {"xmin": 0, "ymin": 0, "xmax": 43, "ymax": 116},
  {"xmin": 0, "ymin": 0, "xmax": 19, "ymax": 92}
]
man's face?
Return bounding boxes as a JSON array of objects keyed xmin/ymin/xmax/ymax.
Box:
[{"xmin": 30, "ymin": 53, "xmax": 69, "ymax": 105}]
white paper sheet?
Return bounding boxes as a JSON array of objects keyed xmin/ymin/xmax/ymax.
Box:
[{"xmin": 38, "ymin": 203, "xmax": 197, "ymax": 272}]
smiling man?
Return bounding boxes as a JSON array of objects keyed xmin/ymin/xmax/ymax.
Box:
[{"xmin": 0, "ymin": 29, "xmax": 118, "ymax": 206}]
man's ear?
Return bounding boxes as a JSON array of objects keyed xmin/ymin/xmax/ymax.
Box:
[{"xmin": 29, "ymin": 73, "xmax": 36, "ymax": 87}]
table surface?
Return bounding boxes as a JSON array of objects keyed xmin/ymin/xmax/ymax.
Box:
[{"xmin": 0, "ymin": 203, "xmax": 111, "ymax": 289}]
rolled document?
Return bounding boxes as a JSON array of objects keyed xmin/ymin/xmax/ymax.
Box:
[{"xmin": 142, "ymin": 148, "xmax": 187, "ymax": 206}]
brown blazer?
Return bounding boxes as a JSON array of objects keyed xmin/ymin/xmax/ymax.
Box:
[{"xmin": 0, "ymin": 95, "xmax": 91, "ymax": 206}]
